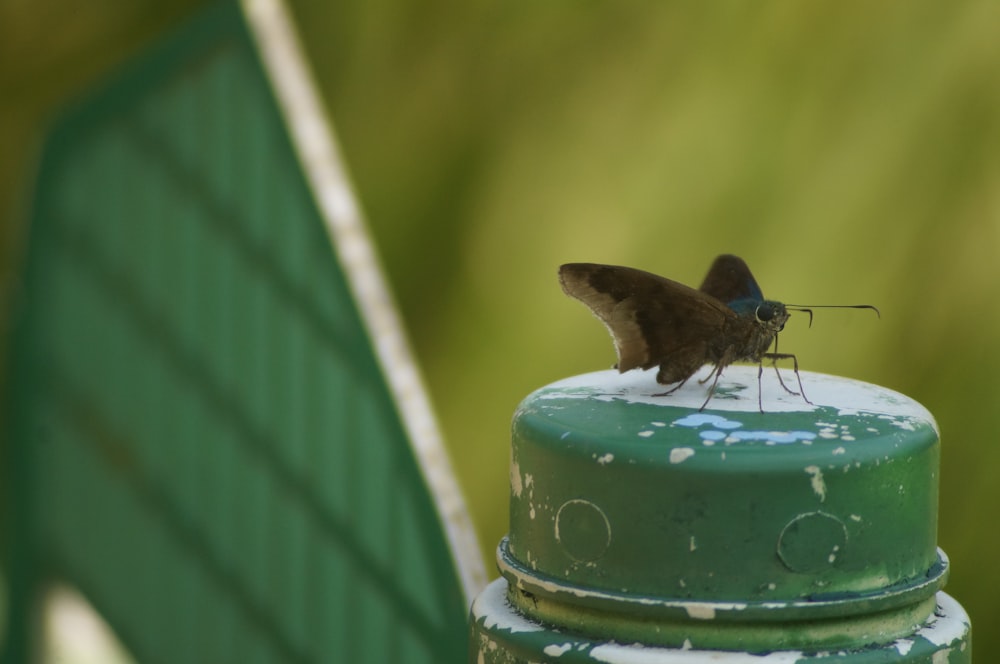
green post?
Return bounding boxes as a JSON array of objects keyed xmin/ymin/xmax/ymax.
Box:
[{"xmin": 470, "ymin": 366, "xmax": 971, "ymax": 662}]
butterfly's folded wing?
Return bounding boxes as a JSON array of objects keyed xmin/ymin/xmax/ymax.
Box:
[
  {"xmin": 559, "ymin": 263, "xmax": 733, "ymax": 372},
  {"xmin": 698, "ymin": 254, "xmax": 765, "ymax": 304}
]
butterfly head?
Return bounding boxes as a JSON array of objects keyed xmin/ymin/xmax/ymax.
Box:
[
  {"xmin": 727, "ymin": 298, "xmax": 790, "ymax": 333},
  {"xmin": 755, "ymin": 301, "xmax": 790, "ymax": 333}
]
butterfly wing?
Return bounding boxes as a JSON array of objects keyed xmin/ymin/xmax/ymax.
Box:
[
  {"xmin": 699, "ymin": 254, "xmax": 765, "ymax": 305},
  {"xmin": 559, "ymin": 263, "xmax": 734, "ymax": 374}
]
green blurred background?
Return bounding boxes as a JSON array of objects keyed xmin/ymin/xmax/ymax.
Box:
[{"xmin": 2, "ymin": 0, "xmax": 997, "ymax": 658}]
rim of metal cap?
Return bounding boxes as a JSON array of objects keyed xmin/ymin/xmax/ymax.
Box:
[{"xmin": 498, "ymin": 537, "xmax": 948, "ymax": 624}]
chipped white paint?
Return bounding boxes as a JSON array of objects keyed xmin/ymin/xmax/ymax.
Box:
[
  {"xmin": 736, "ymin": 430, "xmax": 816, "ymax": 445},
  {"xmin": 475, "ymin": 632, "xmax": 503, "ymax": 664},
  {"xmin": 241, "ymin": 0, "xmax": 488, "ymax": 604},
  {"xmin": 526, "ymin": 473, "xmax": 536, "ymax": 519},
  {"xmin": 804, "ymin": 465, "xmax": 827, "ymax": 502},
  {"xmin": 540, "ymin": 367, "xmax": 937, "ymax": 430},
  {"xmin": 485, "ymin": 567, "xmax": 967, "ymax": 661},
  {"xmin": 670, "ymin": 447, "xmax": 695, "ymax": 464},
  {"xmin": 589, "ymin": 642, "xmax": 806, "ymax": 663},
  {"xmin": 919, "ymin": 592, "xmax": 970, "ymax": 647},
  {"xmin": 876, "ymin": 414, "xmax": 919, "ymax": 432},
  {"xmin": 689, "ymin": 536, "xmax": 697, "ymax": 552},
  {"xmin": 534, "ymin": 369, "xmax": 936, "ymax": 456},
  {"xmin": 597, "ymin": 453, "xmax": 614, "ymax": 465},
  {"xmin": 471, "ymin": 579, "xmax": 546, "ymax": 634},
  {"xmin": 510, "ymin": 449, "xmax": 523, "ymax": 498},
  {"xmin": 684, "ymin": 604, "xmax": 716, "ymax": 620},
  {"xmin": 544, "ymin": 642, "xmax": 573, "ymax": 657},
  {"xmin": 849, "ymin": 514, "xmax": 862, "ymax": 522}
]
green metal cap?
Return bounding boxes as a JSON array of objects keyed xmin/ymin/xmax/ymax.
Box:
[{"xmin": 502, "ymin": 366, "xmax": 949, "ymax": 651}]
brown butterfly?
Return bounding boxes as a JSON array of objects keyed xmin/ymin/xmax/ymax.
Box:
[{"xmin": 559, "ymin": 255, "xmax": 878, "ymax": 411}]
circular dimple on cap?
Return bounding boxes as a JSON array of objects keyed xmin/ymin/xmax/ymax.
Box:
[
  {"xmin": 554, "ymin": 499, "xmax": 612, "ymax": 562},
  {"xmin": 777, "ymin": 511, "xmax": 848, "ymax": 573}
]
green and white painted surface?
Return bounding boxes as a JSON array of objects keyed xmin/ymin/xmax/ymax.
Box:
[
  {"xmin": 471, "ymin": 581, "xmax": 970, "ymax": 663},
  {"xmin": 470, "ymin": 367, "xmax": 970, "ymax": 661}
]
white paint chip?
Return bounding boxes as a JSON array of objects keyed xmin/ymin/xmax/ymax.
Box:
[
  {"xmin": 543, "ymin": 643, "xmax": 573, "ymax": 657},
  {"xmin": 685, "ymin": 604, "xmax": 716, "ymax": 620},
  {"xmin": 510, "ymin": 454, "xmax": 523, "ymax": 498},
  {"xmin": 670, "ymin": 447, "xmax": 695, "ymax": 464},
  {"xmin": 589, "ymin": 643, "xmax": 807, "ymax": 663},
  {"xmin": 804, "ymin": 465, "xmax": 827, "ymax": 502}
]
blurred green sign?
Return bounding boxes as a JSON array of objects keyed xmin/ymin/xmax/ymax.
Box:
[{"xmin": 3, "ymin": 1, "xmax": 484, "ymax": 662}]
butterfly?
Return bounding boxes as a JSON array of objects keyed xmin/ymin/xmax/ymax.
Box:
[{"xmin": 559, "ymin": 255, "xmax": 878, "ymax": 411}]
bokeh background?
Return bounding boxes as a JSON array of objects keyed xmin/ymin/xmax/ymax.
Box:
[{"xmin": 2, "ymin": 0, "xmax": 998, "ymax": 659}]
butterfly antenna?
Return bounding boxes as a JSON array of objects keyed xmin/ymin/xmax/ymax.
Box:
[
  {"xmin": 787, "ymin": 303, "xmax": 880, "ymax": 328},
  {"xmin": 787, "ymin": 307, "xmax": 814, "ymax": 328}
]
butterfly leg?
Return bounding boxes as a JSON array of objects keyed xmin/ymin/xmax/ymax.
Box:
[
  {"xmin": 652, "ymin": 353, "xmax": 705, "ymax": 397},
  {"xmin": 652, "ymin": 365, "xmax": 695, "ymax": 396},
  {"xmin": 769, "ymin": 358, "xmax": 799, "ymax": 396},
  {"xmin": 652, "ymin": 376, "xmax": 690, "ymax": 397},
  {"xmin": 697, "ymin": 351, "xmax": 734, "ymax": 411},
  {"xmin": 698, "ymin": 365, "xmax": 726, "ymax": 411},
  {"xmin": 753, "ymin": 362, "xmax": 787, "ymax": 412},
  {"xmin": 762, "ymin": 352, "xmax": 813, "ymax": 405},
  {"xmin": 756, "ymin": 363, "xmax": 765, "ymax": 412}
]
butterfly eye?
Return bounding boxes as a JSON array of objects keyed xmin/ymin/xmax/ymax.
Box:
[{"xmin": 755, "ymin": 304, "xmax": 775, "ymax": 322}]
